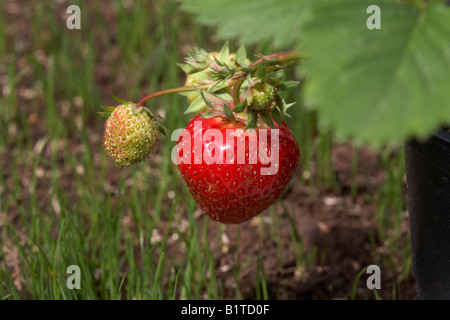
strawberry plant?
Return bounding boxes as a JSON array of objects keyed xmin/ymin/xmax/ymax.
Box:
[
  {"xmin": 102, "ymin": 44, "xmax": 303, "ymax": 223},
  {"xmin": 179, "ymin": 0, "xmax": 450, "ymax": 299},
  {"xmin": 181, "ymin": 0, "xmax": 450, "ymax": 147}
]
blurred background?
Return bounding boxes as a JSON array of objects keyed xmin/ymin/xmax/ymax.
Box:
[{"xmin": 0, "ymin": 0, "xmax": 414, "ymax": 299}]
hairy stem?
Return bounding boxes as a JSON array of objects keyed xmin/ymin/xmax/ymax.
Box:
[
  {"xmin": 253, "ymin": 51, "xmax": 305, "ymax": 67},
  {"xmin": 232, "ymin": 78, "xmax": 245, "ymax": 107},
  {"xmin": 137, "ymin": 51, "xmax": 304, "ymax": 107},
  {"xmin": 138, "ymin": 85, "xmax": 210, "ymax": 106},
  {"xmin": 231, "ymin": 51, "xmax": 305, "ymax": 81}
]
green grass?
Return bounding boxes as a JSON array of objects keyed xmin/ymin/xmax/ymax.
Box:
[{"xmin": 0, "ymin": 0, "xmax": 413, "ymax": 300}]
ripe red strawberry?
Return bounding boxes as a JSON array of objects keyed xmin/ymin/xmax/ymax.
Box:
[
  {"xmin": 176, "ymin": 114, "xmax": 300, "ymax": 224},
  {"xmin": 103, "ymin": 103, "xmax": 160, "ymax": 167}
]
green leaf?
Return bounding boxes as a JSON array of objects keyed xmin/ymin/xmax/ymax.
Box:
[
  {"xmin": 178, "ymin": 90, "xmax": 197, "ymax": 97},
  {"xmin": 196, "ymin": 87, "xmax": 224, "ymax": 111},
  {"xmin": 143, "ymin": 107, "xmax": 167, "ymax": 136},
  {"xmin": 209, "ymin": 80, "xmax": 230, "ymax": 92},
  {"xmin": 301, "ymin": 0, "xmax": 450, "ymax": 146},
  {"xmin": 142, "ymin": 107, "xmax": 160, "ymax": 123},
  {"xmin": 214, "ymin": 92, "xmax": 233, "ymax": 101},
  {"xmin": 260, "ymin": 112, "xmax": 275, "ymax": 129},
  {"xmin": 245, "ymin": 110, "xmax": 258, "ymax": 130},
  {"xmin": 267, "ymin": 71, "xmax": 285, "ymax": 85},
  {"xmin": 278, "ymin": 98, "xmax": 295, "ymax": 117},
  {"xmin": 403, "ymin": 0, "xmax": 427, "ymax": 9},
  {"xmin": 219, "ymin": 41, "xmax": 230, "ymax": 62},
  {"xmin": 131, "ymin": 104, "xmax": 140, "ymax": 115},
  {"xmin": 200, "ymin": 91, "xmax": 220, "ymax": 110},
  {"xmin": 235, "ymin": 45, "xmax": 247, "ymax": 65},
  {"xmin": 97, "ymin": 112, "xmax": 111, "ymax": 118},
  {"xmin": 183, "ymin": 70, "xmax": 211, "ymax": 87},
  {"xmin": 100, "ymin": 105, "xmax": 116, "ymax": 112},
  {"xmin": 200, "ymin": 111, "xmax": 222, "ymax": 119},
  {"xmin": 157, "ymin": 122, "xmax": 167, "ymax": 136},
  {"xmin": 255, "ymin": 64, "xmax": 266, "ymax": 80},
  {"xmin": 111, "ymin": 95, "xmax": 129, "ymax": 104},
  {"xmin": 184, "ymin": 96, "xmax": 209, "ymax": 114},
  {"xmin": 276, "ymin": 81, "xmax": 300, "ymax": 91},
  {"xmin": 181, "ymin": 0, "xmax": 307, "ymax": 48},
  {"xmin": 271, "ymin": 107, "xmax": 283, "ymax": 125},
  {"xmin": 223, "ymin": 104, "xmax": 237, "ymax": 121},
  {"xmin": 183, "ymin": 0, "xmax": 450, "ymax": 146},
  {"xmin": 177, "ymin": 63, "xmax": 192, "ymax": 74},
  {"xmin": 187, "ymin": 66, "xmax": 208, "ymax": 75},
  {"xmin": 233, "ymin": 99, "xmax": 247, "ymax": 113},
  {"xmin": 213, "ymin": 56, "xmax": 225, "ymax": 67}
]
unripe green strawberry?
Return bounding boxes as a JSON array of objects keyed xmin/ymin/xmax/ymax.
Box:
[
  {"xmin": 249, "ymin": 83, "xmax": 276, "ymax": 111},
  {"xmin": 103, "ymin": 103, "xmax": 160, "ymax": 167}
]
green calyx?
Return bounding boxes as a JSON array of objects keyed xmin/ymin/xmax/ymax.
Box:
[
  {"xmin": 177, "ymin": 45, "xmax": 303, "ymax": 130},
  {"xmin": 179, "ymin": 43, "xmax": 253, "ymax": 114}
]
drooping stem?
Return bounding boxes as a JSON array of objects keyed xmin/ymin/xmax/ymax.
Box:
[
  {"xmin": 252, "ymin": 51, "xmax": 305, "ymax": 67},
  {"xmin": 137, "ymin": 51, "xmax": 304, "ymax": 107},
  {"xmin": 138, "ymin": 85, "xmax": 211, "ymax": 106},
  {"xmin": 232, "ymin": 78, "xmax": 245, "ymax": 107},
  {"xmin": 231, "ymin": 51, "xmax": 305, "ymax": 81}
]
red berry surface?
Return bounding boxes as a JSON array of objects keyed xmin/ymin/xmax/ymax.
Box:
[{"xmin": 177, "ymin": 114, "xmax": 300, "ymax": 224}]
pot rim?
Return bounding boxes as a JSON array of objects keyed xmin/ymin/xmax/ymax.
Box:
[
  {"xmin": 433, "ymin": 128, "xmax": 450, "ymax": 144},
  {"xmin": 406, "ymin": 128, "xmax": 450, "ymax": 175}
]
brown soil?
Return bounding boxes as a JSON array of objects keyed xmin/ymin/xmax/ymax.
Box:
[
  {"xmin": 0, "ymin": 0, "xmax": 417, "ymax": 300},
  {"xmin": 178, "ymin": 143, "xmax": 417, "ymax": 300}
]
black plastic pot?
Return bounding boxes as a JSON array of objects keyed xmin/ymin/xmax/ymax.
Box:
[{"xmin": 405, "ymin": 128, "xmax": 450, "ymax": 299}]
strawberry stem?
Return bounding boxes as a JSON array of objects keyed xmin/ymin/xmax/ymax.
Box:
[
  {"xmin": 137, "ymin": 51, "xmax": 305, "ymax": 109},
  {"xmin": 232, "ymin": 78, "xmax": 245, "ymax": 107},
  {"xmin": 138, "ymin": 85, "xmax": 211, "ymax": 106},
  {"xmin": 252, "ymin": 51, "xmax": 305, "ymax": 67},
  {"xmin": 230, "ymin": 51, "xmax": 304, "ymax": 81}
]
